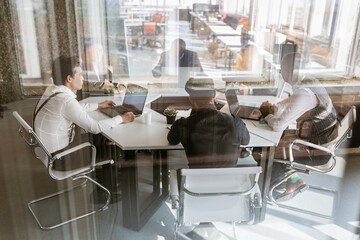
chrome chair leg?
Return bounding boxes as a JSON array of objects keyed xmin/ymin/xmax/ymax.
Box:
[
  {"xmin": 274, "ymin": 184, "xmax": 337, "ymax": 219},
  {"xmin": 28, "ymin": 175, "xmax": 110, "ymax": 230},
  {"xmin": 232, "ymin": 221, "xmax": 238, "ymax": 239},
  {"xmin": 268, "ymin": 174, "xmax": 338, "ymax": 219}
]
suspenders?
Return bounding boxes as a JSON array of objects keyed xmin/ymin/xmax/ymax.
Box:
[
  {"xmin": 32, "ymin": 92, "xmax": 62, "ymax": 129},
  {"xmin": 33, "ymin": 92, "xmax": 75, "ymax": 143}
]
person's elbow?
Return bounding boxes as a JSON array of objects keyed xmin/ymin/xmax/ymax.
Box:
[
  {"xmin": 167, "ymin": 136, "xmax": 179, "ymax": 145},
  {"xmin": 167, "ymin": 130, "xmax": 180, "ymax": 145},
  {"xmin": 152, "ymin": 65, "xmax": 162, "ymax": 78},
  {"xmin": 89, "ymin": 126, "xmax": 102, "ymax": 134},
  {"xmin": 240, "ymin": 130, "xmax": 250, "ymax": 145}
]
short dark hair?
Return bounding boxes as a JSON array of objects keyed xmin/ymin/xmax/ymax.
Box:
[
  {"xmin": 185, "ymin": 77, "xmax": 215, "ymax": 102},
  {"xmin": 172, "ymin": 38, "xmax": 186, "ymax": 51},
  {"xmin": 51, "ymin": 56, "xmax": 81, "ymax": 85}
]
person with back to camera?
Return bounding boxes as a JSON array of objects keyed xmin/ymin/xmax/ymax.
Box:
[
  {"xmin": 34, "ymin": 56, "xmax": 135, "ymax": 171},
  {"xmin": 167, "ymin": 77, "xmax": 250, "ymax": 169}
]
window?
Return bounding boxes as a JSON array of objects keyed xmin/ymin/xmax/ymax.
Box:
[
  {"xmin": 13, "ymin": 0, "xmax": 42, "ymax": 79},
  {"xmin": 9, "ymin": 0, "xmax": 360, "ymax": 99},
  {"xmin": 258, "ymin": 0, "xmax": 360, "ymax": 80}
]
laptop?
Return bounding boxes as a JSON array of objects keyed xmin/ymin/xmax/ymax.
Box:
[
  {"xmin": 225, "ymin": 89, "xmax": 262, "ymax": 120},
  {"xmin": 100, "ymin": 84, "xmax": 148, "ymax": 117}
]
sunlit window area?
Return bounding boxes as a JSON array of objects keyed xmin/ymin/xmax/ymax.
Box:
[{"xmin": 1, "ymin": 0, "xmax": 360, "ymax": 239}]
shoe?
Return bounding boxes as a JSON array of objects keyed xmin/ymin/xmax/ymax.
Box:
[
  {"xmin": 274, "ymin": 182, "xmax": 287, "ymax": 192},
  {"xmin": 275, "ymin": 181, "xmax": 309, "ymax": 202},
  {"xmin": 239, "ymin": 148, "xmax": 250, "ymax": 158}
]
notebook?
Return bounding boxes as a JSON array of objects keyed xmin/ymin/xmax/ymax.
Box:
[
  {"xmin": 225, "ymin": 89, "xmax": 261, "ymax": 120},
  {"xmin": 100, "ymin": 84, "xmax": 148, "ymax": 117}
]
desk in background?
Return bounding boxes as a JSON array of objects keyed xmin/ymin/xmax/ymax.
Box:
[
  {"xmin": 216, "ymin": 35, "xmax": 242, "ymax": 48},
  {"xmin": 208, "ymin": 25, "xmax": 240, "ymax": 36}
]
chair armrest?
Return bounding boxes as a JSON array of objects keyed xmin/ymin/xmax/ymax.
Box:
[
  {"xmin": 52, "ymin": 142, "xmax": 96, "ymax": 167},
  {"xmin": 183, "ymin": 185, "xmax": 257, "ymax": 197},
  {"xmin": 95, "ymin": 160, "xmax": 114, "ymax": 166},
  {"xmin": 182, "ymin": 173, "xmax": 260, "ymax": 197},
  {"xmin": 288, "ymin": 139, "xmax": 335, "ymax": 163}
]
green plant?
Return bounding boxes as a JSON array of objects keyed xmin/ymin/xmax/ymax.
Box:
[{"xmin": 163, "ymin": 108, "xmax": 177, "ymax": 116}]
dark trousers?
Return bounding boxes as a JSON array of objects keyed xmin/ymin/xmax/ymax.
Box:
[
  {"xmin": 51, "ymin": 129, "xmax": 111, "ymax": 171},
  {"xmin": 52, "ymin": 131, "xmax": 92, "ymax": 171}
]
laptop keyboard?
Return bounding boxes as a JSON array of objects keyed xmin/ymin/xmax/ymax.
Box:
[{"xmin": 112, "ymin": 105, "xmax": 130, "ymax": 114}]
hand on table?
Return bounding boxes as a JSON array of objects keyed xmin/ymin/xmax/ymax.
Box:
[
  {"xmin": 98, "ymin": 100, "xmax": 116, "ymax": 109},
  {"xmin": 121, "ymin": 112, "xmax": 135, "ymax": 123},
  {"xmin": 259, "ymin": 101, "xmax": 278, "ymax": 117}
]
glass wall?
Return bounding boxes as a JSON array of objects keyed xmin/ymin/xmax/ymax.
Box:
[
  {"xmin": 2, "ymin": 1, "xmax": 360, "ymax": 239},
  {"xmin": 10, "ymin": 0, "xmax": 360, "ymax": 97}
]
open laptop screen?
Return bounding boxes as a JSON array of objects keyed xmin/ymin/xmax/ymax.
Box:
[
  {"xmin": 122, "ymin": 92, "xmax": 147, "ymax": 115},
  {"xmin": 225, "ymin": 89, "xmax": 261, "ymax": 120}
]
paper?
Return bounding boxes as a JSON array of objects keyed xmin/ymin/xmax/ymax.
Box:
[
  {"xmin": 176, "ymin": 109, "xmax": 192, "ymax": 119},
  {"xmin": 238, "ymin": 101, "xmax": 260, "ymax": 107}
]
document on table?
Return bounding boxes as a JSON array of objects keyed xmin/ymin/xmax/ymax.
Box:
[{"xmin": 176, "ymin": 109, "xmax": 192, "ymax": 119}]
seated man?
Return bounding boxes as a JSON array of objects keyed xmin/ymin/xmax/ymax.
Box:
[
  {"xmin": 260, "ymin": 79, "xmax": 338, "ymax": 202},
  {"xmin": 34, "ymin": 56, "xmax": 135, "ymax": 171},
  {"xmin": 152, "ymin": 38, "xmax": 203, "ymax": 78},
  {"xmin": 234, "ymin": 29, "xmax": 257, "ymax": 71},
  {"xmin": 167, "ymin": 77, "xmax": 250, "ymax": 169},
  {"xmin": 84, "ymin": 40, "xmax": 113, "ymax": 83}
]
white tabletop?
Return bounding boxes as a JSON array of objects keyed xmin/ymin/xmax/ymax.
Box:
[
  {"xmin": 82, "ymin": 94, "xmax": 284, "ymax": 150},
  {"xmin": 220, "ymin": 96, "xmax": 284, "ymax": 146},
  {"xmin": 217, "ymin": 36, "xmax": 242, "ymax": 47},
  {"xmin": 204, "ymin": 20, "xmax": 227, "ymax": 26},
  {"xmin": 99, "ymin": 108, "xmax": 183, "ymax": 150}
]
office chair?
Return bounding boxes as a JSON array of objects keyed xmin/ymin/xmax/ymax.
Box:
[
  {"xmin": 268, "ymin": 106, "xmax": 356, "ymax": 219},
  {"xmin": 170, "ymin": 166, "xmax": 262, "ymax": 239},
  {"xmin": 13, "ymin": 111, "xmax": 113, "ymax": 230}
]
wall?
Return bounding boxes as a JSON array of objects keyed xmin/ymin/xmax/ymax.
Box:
[
  {"xmin": 0, "ymin": 0, "xmax": 79, "ymax": 104},
  {"xmin": 0, "ymin": 0, "xmax": 21, "ymax": 104}
]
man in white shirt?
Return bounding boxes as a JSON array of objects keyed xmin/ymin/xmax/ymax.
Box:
[
  {"xmin": 259, "ymin": 79, "xmax": 338, "ymax": 201},
  {"xmin": 34, "ymin": 56, "xmax": 135, "ymax": 171},
  {"xmin": 261, "ymin": 87, "xmax": 317, "ymax": 132}
]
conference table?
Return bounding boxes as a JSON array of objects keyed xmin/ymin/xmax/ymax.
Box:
[
  {"xmin": 216, "ymin": 35, "xmax": 242, "ymax": 48},
  {"xmin": 82, "ymin": 93, "xmax": 283, "ymax": 230}
]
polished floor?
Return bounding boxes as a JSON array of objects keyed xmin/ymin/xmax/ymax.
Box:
[{"xmin": 0, "ymin": 97, "xmax": 359, "ymax": 240}]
